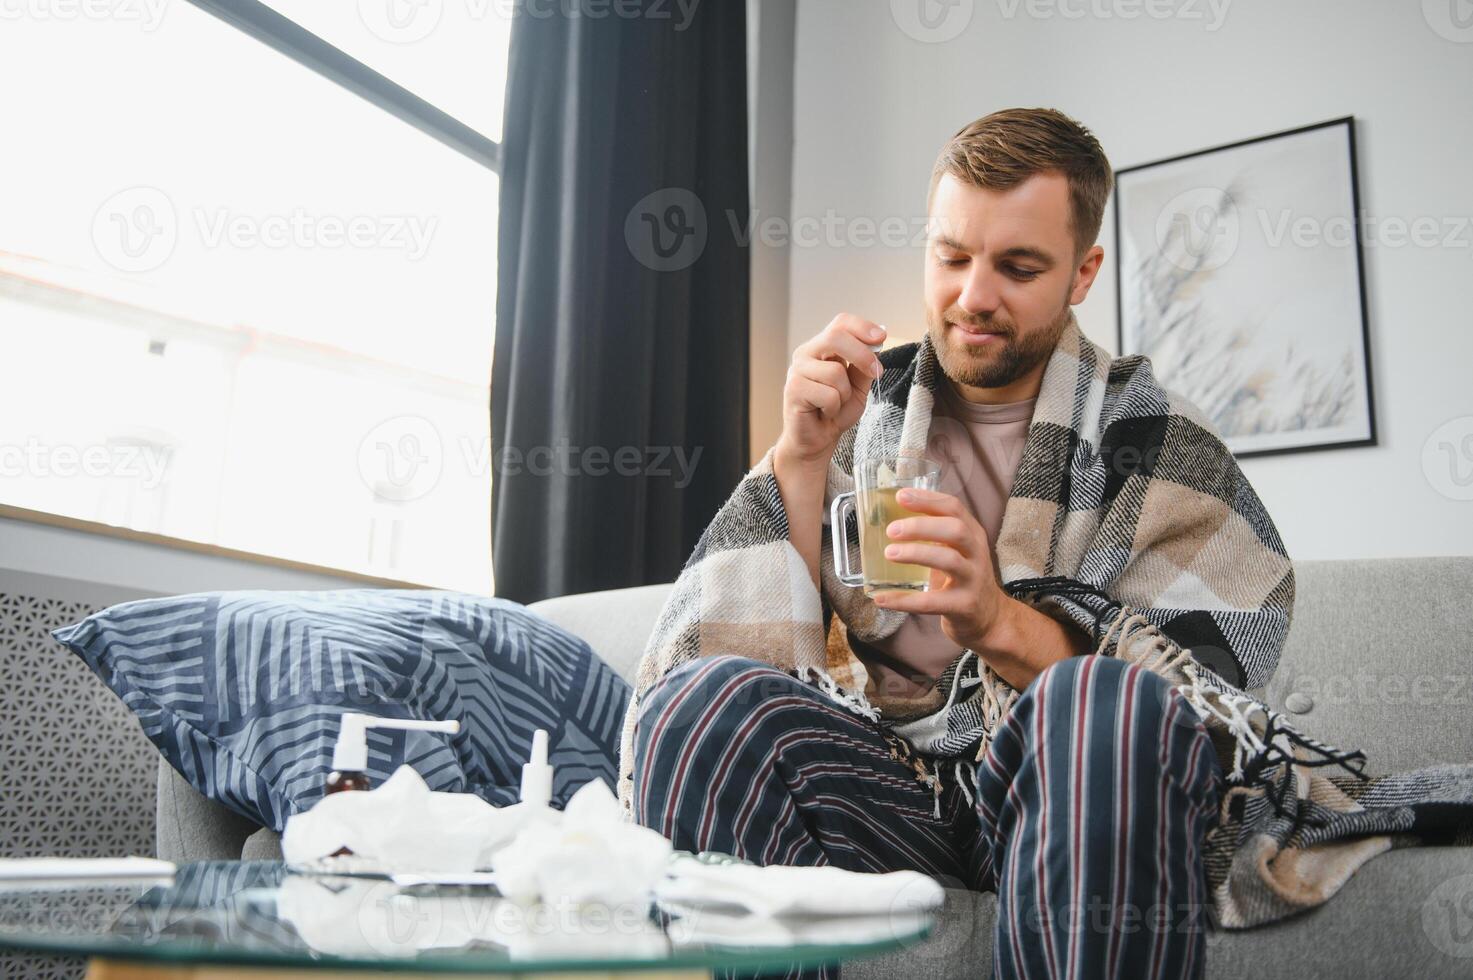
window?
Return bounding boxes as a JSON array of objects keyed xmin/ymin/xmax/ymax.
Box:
[{"xmin": 0, "ymin": 1, "xmax": 512, "ymax": 592}]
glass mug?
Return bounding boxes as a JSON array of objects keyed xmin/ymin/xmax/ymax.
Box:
[{"xmin": 829, "ymin": 456, "xmax": 942, "ymax": 594}]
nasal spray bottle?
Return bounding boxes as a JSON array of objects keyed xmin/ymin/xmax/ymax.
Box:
[
  {"xmin": 486, "ymin": 728, "xmax": 560, "ymax": 862},
  {"xmin": 328, "ymin": 713, "xmax": 462, "ymax": 794},
  {"xmin": 518, "ymin": 729, "xmax": 553, "ymax": 809}
]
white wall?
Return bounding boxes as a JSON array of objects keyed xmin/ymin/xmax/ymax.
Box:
[
  {"xmin": 783, "ymin": 0, "xmax": 1473, "ymax": 560},
  {"xmin": 748, "ymin": 0, "xmax": 796, "ymax": 464}
]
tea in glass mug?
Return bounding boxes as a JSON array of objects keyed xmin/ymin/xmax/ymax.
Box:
[{"xmin": 830, "ymin": 456, "xmax": 942, "ymax": 594}]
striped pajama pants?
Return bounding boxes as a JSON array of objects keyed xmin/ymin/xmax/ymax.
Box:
[{"xmin": 629, "ymin": 652, "xmax": 1223, "ymax": 980}]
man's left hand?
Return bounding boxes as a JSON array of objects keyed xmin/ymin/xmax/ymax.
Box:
[{"xmin": 870, "ymin": 486, "xmax": 1008, "ymax": 653}]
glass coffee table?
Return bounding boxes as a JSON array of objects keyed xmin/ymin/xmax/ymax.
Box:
[{"xmin": 0, "ymin": 860, "xmax": 936, "ymax": 978}]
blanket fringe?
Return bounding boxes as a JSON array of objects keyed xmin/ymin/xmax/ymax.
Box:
[
  {"xmin": 874, "ymin": 724, "xmax": 946, "ymax": 818},
  {"xmin": 954, "ymin": 757, "xmax": 977, "ymax": 809},
  {"xmin": 878, "ymin": 729, "xmax": 984, "ymax": 821},
  {"xmin": 1100, "ymin": 604, "xmax": 1372, "ymax": 825},
  {"xmin": 943, "ymin": 650, "xmax": 986, "ymax": 710},
  {"xmin": 795, "ymin": 664, "xmax": 882, "ymax": 722}
]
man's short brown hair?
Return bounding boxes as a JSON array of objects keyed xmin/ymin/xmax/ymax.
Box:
[{"xmin": 929, "ymin": 108, "xmax": 1113, "ymax": 258}]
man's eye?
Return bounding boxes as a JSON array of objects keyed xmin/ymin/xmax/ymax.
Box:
[
  {"xmin": 1005, "ymin": 265, "xmax": 1040, "ymax": 281},
  {"xmin": 937, "ymin": 255, "xmax": 966, "ymax": 267}
]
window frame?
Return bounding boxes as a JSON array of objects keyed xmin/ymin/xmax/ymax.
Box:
[
  {"xmin": 186, "ymin": 0, "xmax": 502, "ymax": 173},
  {"xmin": 2, "ymin": 0, "xmax": 506, "ymax": 589}
]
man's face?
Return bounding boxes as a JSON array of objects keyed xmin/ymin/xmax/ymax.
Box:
[{"xmin": 924, "ymin": 171, "xmax": 1101, "ymax": 392}]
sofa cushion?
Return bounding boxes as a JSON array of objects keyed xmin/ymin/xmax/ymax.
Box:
[
  {"xmin": 56, "ymin": 590, "xmax": 630, "ymax": 832},
  {"xmin": 847, "ymin": 844, "xmax": 1473, "ymax": 979},
  {"xmin": 1265, "ymin": 557, "xmax": 1473, "ymax": 774},
  {"xmin": 528, "ymin": 583, "xmax": 674, "ymax": 683}
]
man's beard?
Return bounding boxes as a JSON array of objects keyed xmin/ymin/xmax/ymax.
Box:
[{"xmin": 926, "ymin": 301, "xmax": 1072, "ymax": 390}]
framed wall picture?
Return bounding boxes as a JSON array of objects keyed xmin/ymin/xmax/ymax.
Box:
[{"xmin": 1113, "ymin": 117, "xmax": 1376, "ymax": 458}]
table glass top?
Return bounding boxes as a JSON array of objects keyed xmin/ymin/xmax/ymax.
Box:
[{"xmin": 0, "ymin": 861, "xmax": 936, "ymax": 973}]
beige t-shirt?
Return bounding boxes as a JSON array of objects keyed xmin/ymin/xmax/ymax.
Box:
[{"xmin": 854, "ymin": 377, "xmax": 1036, "ymax": 703}]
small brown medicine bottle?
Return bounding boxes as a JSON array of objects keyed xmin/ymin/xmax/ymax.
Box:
[{"xmin": 327, "ymin": 713, "xmax": 461, "ymax": 794}]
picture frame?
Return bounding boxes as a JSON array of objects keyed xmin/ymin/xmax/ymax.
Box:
[{"xmin": 1113, "ymin": 117, "xmax": 1376, "ymax": 459}]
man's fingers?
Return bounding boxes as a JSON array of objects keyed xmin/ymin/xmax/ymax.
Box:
[
  {"xmin": 885, "ymin": 515, "xmax": 974, "ymax": 557},
  {"xmin": 789, "ymin": 375, "xmax": 843, "ymax": 420},
  {"xmin": 845, "ymin": 358, "xmax": 877, "ymax": 395},
  {"xmin": 797, "ymin": 318, "xmax": 884, "ymax": 379},
  {"xmin": 894, "ymin": 487, "xmax": 963, "ymax": 516},
  {"xmin": 819, "ymin": 333, "xmax": 883, "ymax": 380},
  {"xmin": 882, "ymin": 542, "xmax": 970, "ymax": 580},
  {"xmin": 896, "ymin": 488, "xmax": 986, "ymax": 540},
  {"xmin": 796, "ymin": 358, "xmax": 853, "ymax": 405},
  {"xmin": 829, "ymin": 313, "xmax": 887, "ymax": 349},
  {"xmin": 870, "ymin": 588, "xmax": 964, "ymax": 616}
]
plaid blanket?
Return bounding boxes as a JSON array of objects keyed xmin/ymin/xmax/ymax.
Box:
[{"xmin": 617, "ymin": 312, "xmax": 1473, "ymax": 929}]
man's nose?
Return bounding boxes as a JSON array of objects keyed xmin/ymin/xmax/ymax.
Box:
[{"xmin": 956, "ymin": 269, "xmax": 1003, "ymax": 317}]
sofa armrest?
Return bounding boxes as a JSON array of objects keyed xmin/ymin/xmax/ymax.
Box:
[{"xmin": 155, "ymin": 756, "xmax": 262, "ymax": 862}]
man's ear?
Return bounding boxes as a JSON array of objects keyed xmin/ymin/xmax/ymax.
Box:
[{"xmin": 1068, "ymin": 244, "xmax": 1105, "ymax": 306}]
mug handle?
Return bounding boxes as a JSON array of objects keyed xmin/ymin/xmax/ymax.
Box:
[{"xmin": 829, "ymin": 491, "xmax": 865, "ymax": 587}]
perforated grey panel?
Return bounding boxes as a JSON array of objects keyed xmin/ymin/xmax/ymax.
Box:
[{"xmin": 0, "ymin": 590, "xmax": 160, "ymax": 980}]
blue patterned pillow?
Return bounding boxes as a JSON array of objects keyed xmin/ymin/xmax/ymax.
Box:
[{"xmin": 52, "ymin": 590, "xmax": 631, "ymax": 832}]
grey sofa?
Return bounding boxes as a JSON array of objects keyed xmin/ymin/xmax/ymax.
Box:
[{"xmin": 157, "ymin": 557, "xmax": 1473, "ymax": 977}]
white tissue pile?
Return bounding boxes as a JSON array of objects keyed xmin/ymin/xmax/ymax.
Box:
[
  {"xmin": 492, "ymin": 774, "xmax": 672, "ymax": 905},
  {"xmin": 281, "ymin": 764, "xmax": 671, "ymax": 905},
  {"xmin": 280, "ymin": 763, "xmax": 945, "ymax": 925},
  {"xmin": 282, "ymin": 765, "xmax": 518, "ymax": 874}
]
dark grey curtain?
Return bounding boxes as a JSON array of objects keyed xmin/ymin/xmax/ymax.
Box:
[{"xmin": 491, "ymin": 1, "xmax": 750, "ymax": 604}]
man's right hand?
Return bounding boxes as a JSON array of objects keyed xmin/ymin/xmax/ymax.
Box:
[
  {"xmin": 775, "ymin": 314, "xmax": 886, "ymax": 469},
  {"xmin": 772, "ymin": 315, "xmax": 886, "ymax": 592}
]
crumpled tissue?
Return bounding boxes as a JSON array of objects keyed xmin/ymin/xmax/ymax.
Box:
[
  {"xmin": 664, "ymin": 906, "xmax": 936, "ymax": 949},
  {"xmin": 492, "ymin": 777, "xmax": 672, "ymax": 905},
  {"xmin": 281, "ymin": 765, "xmax": 521, "ymax": 874},
  {"xmin": 655, "ymin": 854, "xmax": 945, "ymax": 918},
  {"xmin": 654, "ymin": 855, "xmax": 943, "ymax": 949},
  {"xmin": 281, "ymin": 764, "xmax": 672, "ymax": 908}
]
